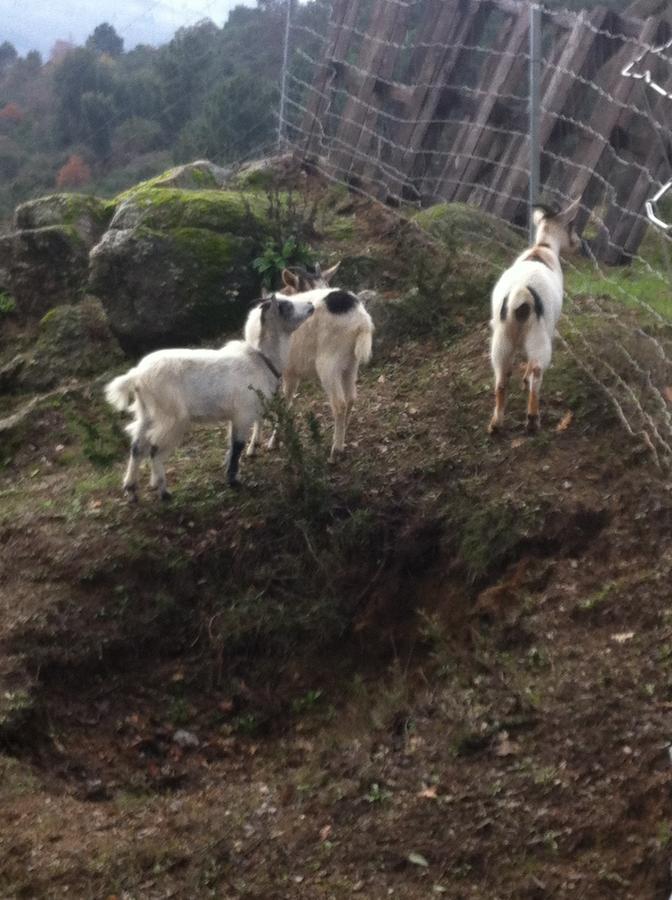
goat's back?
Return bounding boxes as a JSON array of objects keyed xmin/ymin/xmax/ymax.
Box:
[
  {"xmin": 130, "ymin": 343, "xmax": 274, "ymax": 422},
  {"xmin": 287, "ymin": 291, "xmax": 373, "ymax": 377},
  {"xmin": 491, "ymin": 260, "xmax": 562, "ymax": 334}
]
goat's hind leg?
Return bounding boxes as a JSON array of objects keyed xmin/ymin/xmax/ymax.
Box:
[
  {"xmin": 328, "ymin": 380, "xmax": 348, "ymax": 462},
  {"xmin": 523, "ymin": 362, "xmax": 543, "ymax": 433},
  {"xmin": 123, "ymin": 418, "xmax": 151, "ymax": 501},
  {"xmin": 488, "ymin": 333, "xmax": 513, "ymax": 435},
  {"xmin": 523, "ymin": 332, "xmax": 550, "ymax": 433},
  {"xmin": 148, "ymin": 419, "xmax": 187, "ymax": 501},
  {"xmin": 342, "ymin": 362, "xmax": 358, "ymax": 440}
]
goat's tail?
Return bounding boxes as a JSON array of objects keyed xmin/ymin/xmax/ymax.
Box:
[
  {"xmin": 104, "ymin": 369, "xmax": 137, "ymax": 411},
  {"xmin": 502, "ymin": 285, "xmax": 543, "ymax": 328},
  {"xmin": 354, "ymin": 311, "xmax": 374, "ymax": 365}
]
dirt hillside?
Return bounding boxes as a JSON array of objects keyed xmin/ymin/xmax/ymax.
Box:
[{"xmin": 1, "ymin": 174, "xmax": 672, "ymax": 899}]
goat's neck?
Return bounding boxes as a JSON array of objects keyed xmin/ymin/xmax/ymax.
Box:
[
  {"xmin": 257, "ymin": 323, "xmax": 291, "ymax": 374},
  {"xmin": 532, "ymin": 229, "xmax": 561, "ymax": 257}
]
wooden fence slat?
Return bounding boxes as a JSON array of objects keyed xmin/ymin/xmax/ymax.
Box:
[
  {"xmin": 559, "ymin": 15, "xmax": 661, "ymax": 214},
  {"xmin": 325, "ymin": 0, "xmax": 410, "ymax": 192},
  {"xmin": 295, "ymin": 0, "xmax": 665, "ymax": 260},
  {"xmin": 439, "ymin": 8, "xmax": 528, "ymax": 203},
  {"xmin": 397, "ymin": 0, "xmax": 491, "ymax": 192},
  {"xmin": 300, "ymin": 0, "xmax": 360, "ymax": 154},
  {"xmin": 489, "ymin": 6, "xmax": 611, "ymax": 221}
]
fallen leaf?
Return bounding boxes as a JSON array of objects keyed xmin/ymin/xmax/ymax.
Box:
[
  {"xmin": 612, "ymin": 631, "xmax": 635, "ymax": 643},
  {"xmin": 319, "ymin": 824, "xmax": 332, "ymax": 841},
  {"xmin": 556, "ymin": 410, "xmax": 574, "ymax": 432},
  {"xmin": 408, "ymin": 851, "xmax": 429, "ymax": 868},
  {"xmin": 495, "ymin": 731, "xmax": 520, "ymax": 757},
  {"xmin": 511, "ymin": 437, "xmax": 525, "ymax": 449},
  {"xmin": 665, "ymin": 386, "xmax": 672, "ymax": 405},
  {"xmin": 417, "ymin": 785, "xmax": 438, "ymax": 799}
]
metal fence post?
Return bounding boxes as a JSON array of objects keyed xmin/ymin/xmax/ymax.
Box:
[
  {"xmin": 529, "ymin": 2, "xmax": 541, "ymax": 242},
  {"xmin": 278, "ymin": 0, "xmax": 294, "ymax": 149}
]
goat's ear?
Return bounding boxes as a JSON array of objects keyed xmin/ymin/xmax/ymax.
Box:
[
  {"xmin": 282, "ymin": 268, "xmax": 300, "ymax": 292},
  {"xmin": 532, "ymin": 207, "xmax": 547, "ymax": 227},
  {"xmin": 321, "ymin": 261, "xmax": 341, "ymax": 283},
  {"xmin": 260, "ymin": 287, "xmax": 272, "ymax": 299}
]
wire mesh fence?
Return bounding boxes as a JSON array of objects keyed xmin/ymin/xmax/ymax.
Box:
[{"xmin": 280, "ymin": 0, "xmax": 672, "ymax": 465}]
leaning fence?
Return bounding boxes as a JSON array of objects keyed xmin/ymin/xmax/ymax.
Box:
[{"xmin": 279, "ymin": 0, "xmax": 672, "ymax": 467}]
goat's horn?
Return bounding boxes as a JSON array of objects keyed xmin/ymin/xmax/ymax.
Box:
[{"xmin": 562, "ymin": 196, "xmax": 582, "ymax": 217}]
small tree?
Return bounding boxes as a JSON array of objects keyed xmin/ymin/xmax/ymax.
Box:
[
  {"xmin": 0, "ymin": 41, "xmax": 17, "ymax": 72},
  {"xmin": 56, "ymin": 154, "xmax": 92, "ymax": 189},
  {"xmin": 86, "ymin": 23, "xmax": 124, "ymax": 57}
]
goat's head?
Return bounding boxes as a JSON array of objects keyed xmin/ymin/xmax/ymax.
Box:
[
  {"xmin": 281, "ymin": 261, "xmax": 341, "ymax": 294},
  {"xmin": 259, "ymin": 294, "xmax": 314, "ymax": 334},
  {"xmin": 532, "ymin": 198, "xmax": 582, "ymax": 254}
]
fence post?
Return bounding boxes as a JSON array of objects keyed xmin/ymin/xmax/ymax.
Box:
[
  {"xmin": 278, "ymin": 0, "xmax": 293, "ymax": 149},
  {"xmin": 529, "ymin": 2, "xmax": 541, "ymax": 242}
]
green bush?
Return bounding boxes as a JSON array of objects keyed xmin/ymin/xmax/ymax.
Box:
[{"xmin": 0, "ymin": 291, "xmax": 15, "ymax": 316}]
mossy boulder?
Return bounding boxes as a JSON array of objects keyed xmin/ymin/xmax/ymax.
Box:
[
  {"xmin": 18, "ymin": 298, "xmax": 124, "ymax": 391},
  {"xmin": 14, "ymin": 194, "xmax": 113, "ymax": 248},
  {"xmin": 0, "ymin": 226, "xmax": 89, "ymax": 319},
  {"xmin": 413, "ymin": 202, "xmax": 524, "ymax": 263},
  {"xmin": 89, "ymin": 187, "xmax": 268, "ymax": 351},
  {"xmin": 139, "ymin": 159, "xmax": 233, "ymax": 191},
  {"xmin": 109, "ymin": 187, "xmax": 264, "ymax": 233},
  {"xmin": 228, "ymin": 153, "xmax": 297, "ymax": 191}
]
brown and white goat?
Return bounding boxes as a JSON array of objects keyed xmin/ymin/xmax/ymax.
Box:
[
  {"xmin": 246, "ymin": 262, "xmax": 374, "ymax": 461},
  {"xmin": 489, "ymin": 199, "xmax": 582, "ymax": 434}
]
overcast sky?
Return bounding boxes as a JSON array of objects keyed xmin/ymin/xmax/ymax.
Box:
[{"xmin": 4, "ymin": 0, "xmax": 255, "ymax": 58}]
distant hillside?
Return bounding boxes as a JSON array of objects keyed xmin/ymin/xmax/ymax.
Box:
[{"xmin": 0, "ymin": 2, "xmax": 326, "ymax": 225}]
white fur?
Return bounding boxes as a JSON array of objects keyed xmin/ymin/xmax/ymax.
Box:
[
  {"xmin": 489, "ymin": 200, "xmax": 580, "ymax": 433},
  {"xmin": 105, "ymin": 297, "xmax": 313, "ymax": 498},
  {"xmin": 245, "ymin": 287, "xmax": 374, "ymax": 461}
]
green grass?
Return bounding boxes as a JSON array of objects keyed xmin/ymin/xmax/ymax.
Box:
[{"xmin": 566, "ymin": 262, "xmax": 672, "ymax": 319}]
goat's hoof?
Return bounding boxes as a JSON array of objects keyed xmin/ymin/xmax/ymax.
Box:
[
  {"xmin": 159, "ymin": 489, "xmax": 172, "ymax": 502},
  {"xmin": 526, "ymin": 415, "xmax": 540, "ymax": 434},
  {"xmin": 124, "ymin": 485, "xmax": 139, "ymax": 503},
  {"xmin": 487, "ymin": 419, "xmax": 501, "ymax": 435},
  {"xmin": 228, "ymin": 478, "xmax": 241, "ymax": 490}
]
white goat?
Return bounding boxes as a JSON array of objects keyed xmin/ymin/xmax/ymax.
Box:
[
  {"xmin": 489, "ymin": 199, "xmax": 582, "ymax": 434},
  {"xmin": 105, "ymin": 295, "xmax": 314, "ymax": 499},
  {"xmin": 245, "ymin": 265, "xmax": 374, "ymax": 461}
]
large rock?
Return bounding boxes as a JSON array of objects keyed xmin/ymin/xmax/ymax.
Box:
[
  {"xmin": 1, "ymin": 159, "xmax": 287, "ymax": 344},
  {"xmin": 14, "ymin": 194, "xmax": 112, "ymax": 248},
  {"xmin": 89, "ymin": 188, "xmax": 268, "ymax": 351},
  {"xmin": 413, "ymin": 202, "xmax": 524, "ymax": 259},
  {"xmin": 0, "ymin": 226, "xmax": 89, "ymax": 318},
  {"xmin": 17, "ymin": 298, "xmax": 124, "ymax": 391},
  {"xmin": 149, "ymin": 159, "xmax": 232, "ymax": 190}
]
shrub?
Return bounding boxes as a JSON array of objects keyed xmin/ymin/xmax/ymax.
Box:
[
  {"xmin": 0, "ymin": 291, "xmax": 16, "ymax": 316},
  {"xmin": 253, "ymin": 236, "xmax": 315, "ymax": 290},
  {"xmin": 56, "ymin": 154, "xmax": 92, "ymax": 189}
]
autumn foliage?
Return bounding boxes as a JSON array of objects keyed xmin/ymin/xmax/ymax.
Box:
[
  {"xmin": 56, "ymin": 154, "xmax": 92, "ymax": 188},
  {"xmin": 0, "ymin": 102, "xmax": 24, "ymax": 123}
]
